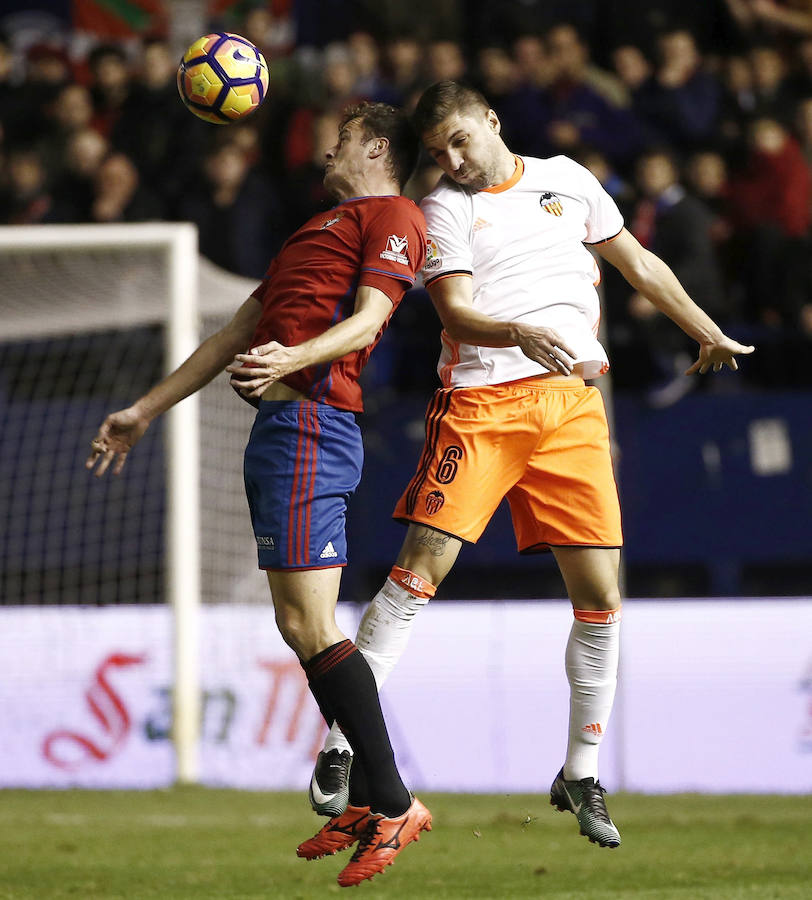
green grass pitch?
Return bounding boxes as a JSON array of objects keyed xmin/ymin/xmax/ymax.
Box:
[{"xmin": 1, "ymin": 789, "xmax": 809, "ymax": 899}]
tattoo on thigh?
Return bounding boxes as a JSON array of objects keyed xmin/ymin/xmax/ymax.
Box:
[{"xmin": 415, "ymin": 527, "xmax": 450, "ymax": 557}]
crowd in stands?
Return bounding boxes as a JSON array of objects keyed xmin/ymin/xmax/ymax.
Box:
[{"xmin": 1, "ymin": 0, "xmax": 811, "ymax": 398}]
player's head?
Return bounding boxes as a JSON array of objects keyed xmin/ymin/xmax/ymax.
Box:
[
  {"xmin": 412, "ymin": 80, "xmax": 510, "ymax": 191},
  {"xmin": 323, "ymin": 101, "xmax": 419, "ymax": 198}
]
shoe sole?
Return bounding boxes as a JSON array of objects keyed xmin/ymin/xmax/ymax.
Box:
[
  {"xmin": 308, "ymin": 796, "xmax": 349, "ymax": 819},
  {"xmin": 298, "ymin": 846, "xmax": 352, "ymax": 861},
  {"xmin": 550, "ymin": 793, "xmax": 620, "ymax": 849}
]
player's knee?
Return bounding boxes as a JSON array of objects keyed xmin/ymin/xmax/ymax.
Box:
[
  {"xmin": 572, "ymin": 585, "xmax": 621, "ymax": 611},
  {"xmin": 274, "ymin": 607, "xmax": 323, "ymax": 660}
]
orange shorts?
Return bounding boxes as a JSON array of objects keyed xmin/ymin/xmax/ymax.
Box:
[{"xmin": 393, "ymin": 376, "xmax": 623, "ymax": 552}]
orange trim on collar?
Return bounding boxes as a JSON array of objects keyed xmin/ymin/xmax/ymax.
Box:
[{"xmin": 482, "ymin": 155, "xmax": 524, "ymax": 193}]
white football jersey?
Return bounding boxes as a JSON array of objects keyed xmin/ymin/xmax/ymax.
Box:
[{"xmin": 421, "ymin": 155, "xmax": 624, "ymax": 387}]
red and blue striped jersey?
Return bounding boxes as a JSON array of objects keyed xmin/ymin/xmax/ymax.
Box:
[{"xmin": 249, "ymin": 194, "xmax": 426, "ymax": 412}]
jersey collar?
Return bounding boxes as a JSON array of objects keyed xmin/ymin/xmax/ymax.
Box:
[
  {"xmin": 482, "ymin": 156, "xmax": 524, "ymax": 194},
  {"xmin": 336, "ymin": 194, "xmax": 399, "ymax": 205}
]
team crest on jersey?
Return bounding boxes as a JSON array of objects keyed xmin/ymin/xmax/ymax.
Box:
[
  {"xmin": 425, "ymin": 490, "xmax": 445, "ymax": 516},
  {"xmin": 540, "ymin": 192, "xmax": 564, "ymax": 216},
  {"xmin": 320, "ymin": 211, "xmax": 345, "ymax": 229},
  {"xmin": 380, "ymin": 234, "xmax": 409, "ymax": 265},
  {"xmin": 424, "ymin": 237, "xmax": 442, "ymax": 270}
]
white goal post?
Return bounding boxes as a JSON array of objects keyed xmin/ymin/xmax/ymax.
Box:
[{"xmin": 0, "ymin": 223, "xmax": 207, "ymax": 783}]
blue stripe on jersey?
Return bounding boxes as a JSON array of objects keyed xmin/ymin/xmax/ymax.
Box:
[
  {"xmin": 361, "ymin": 265, "xmax": 416, "ymax": 284},
  {"xmin": 311, "ymin": 285, "xmax": 352, "ymax": 402}
]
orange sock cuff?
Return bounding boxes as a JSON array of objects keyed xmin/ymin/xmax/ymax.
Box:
[
  {"xmin": 573, "ymin": 606, "xmax": 622, "ymax": 625},
  {"xmin": 389, "ymin": 566, "xmax": 437, "ymax": 600}
]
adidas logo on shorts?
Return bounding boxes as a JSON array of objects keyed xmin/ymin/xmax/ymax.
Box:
[{"xmin": 319, "ymin": 541, "xmax": 338, "ymax": 559}]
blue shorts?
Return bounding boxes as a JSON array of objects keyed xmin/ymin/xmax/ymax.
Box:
[{"xmin": 243, "ymin": 400, "xmax": 363, "ymax": 570}]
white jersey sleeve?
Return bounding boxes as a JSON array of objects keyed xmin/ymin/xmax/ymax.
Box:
[
  {"xmin": 575, "ymin": 160, "xmax": 625, "ymax": 245},
  {"xmin": 421, "ymin": 177, "xmax": 474, "ymax": 283}
]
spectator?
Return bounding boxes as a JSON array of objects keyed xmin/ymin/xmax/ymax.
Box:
[
  {"xmin": 540, "ymin": 23, "xmax": 645, "ymax": 164},
  {"xmin": 496, "ymin": 33, "xmax": 552, "ymax": 154},
  {"xmin": 547, "ymin": 22, "xmax": 630, "ymax": 108},
  {"xmin": 718, "ymin": 53, "xmax": 760, "ymax": 150},
  {"xmin": 626, "ymin": 148, "xmax": 727, "ymax": 403},
  {"xmin": 47, "ymin": 127, "xmax": 109, "ymax": 222},
  {"xmin": 685, "ymin": 149, "xmax": 739, "ymax": 301},
  {"xmin": 795, "ymin": 94, "xmax": 812, "ymax": 165},
  {"xmin": 0, "ymin": 146, "xmax": 52, "ymax": 224},
  {"xmin": 4, "ymin": 43, "xmax": 72, "ymax": 146},
  {"xmin": 513, "ymin": 33, "xmax": 553, "ymax": 89},
  {"xmin": 38, "ymin": 82, "xmax": 94, "ymax": 179},
  {"xmin": 726, "ymin": 116, "xmax": 811, "ymax": 326},
  {"xmin": 748, "ymin": 43, "xmax": 798, "ymax": 123},
  {"xmin": 111, "ymin": 37, "xmax": 206, "ymax": 206},
  {"xmin": 240, "ymin": 2, "xmax": 295, "ymax": 59},
  {"xmin": 177, "ymin": 140, "xmax": 286, "ymax": 278},
  {"xmin": 426, "ymin": 39, "xmax": 467, "ymax": 84},
  {"xmin": 382, "ymin": 35, "xmax": 424, "ymax": 106},
  {"xmin": 788, "ymin": 35, "xmax": 812, "ymax": 94},
  {"xmin": 578, "ymin": 146, "xmax": 636, "ymax": 215},
  {"xmin": 598, "ymin": 0, "xmax": 742, "ymax": 61},
  {"xmin": 476, "ymin": 44, "xmax": 519, "ymax": 102},
  {"xmin": 347, "ymin": 31, "xmax": 396, "ymax": 103},
  {"xmin": 0, "ymin": 32, "xmax": 18, "ymax": 136},
  {"xmin": 283, "ymin": 42, "xmax": 362, "ymax": 171},
  {"xmin": 685, "ymin": 149, "xmax": 735, "ymax": 232},
  {"xmin": 631, "ymin": 29, "xmax": 723, "ymax": 152},
  {"xmin": 612, "ymin": 43, "xmax": 654, "ymax": 94},
  {"xmin": 90, "ymin": 151, "xmax": 164, "ymax": 223},
  {"xmin": 283, "ymin": 109, "xmax": 341, "ymax": 229},
  {"xmin": 725, "ymin": 0, "xmax": 812, "ymax": 37},
  {"xmin": 87, "ymin": 43, "xmax": 131, "ymax": 138}
]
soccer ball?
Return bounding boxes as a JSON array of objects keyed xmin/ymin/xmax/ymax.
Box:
[{"xmin": 177, "ymin": 32, "xmax": 269, "ymax": 124}]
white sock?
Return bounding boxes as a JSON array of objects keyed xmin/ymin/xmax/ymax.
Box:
[
  {"xmin": 323, "ymin": 566, "xmax": 434, "ymax": 755},
  {"xmin": 563, "ymin": 607, "xmax": 621, "ymax": 782}
]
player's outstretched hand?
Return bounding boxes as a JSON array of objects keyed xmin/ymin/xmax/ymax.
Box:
[
  {"xmin": 685, "ymin": 336, "xmax": 755, "ymax": 375},
  {"xmin": 86, "ymin": 407, "xmax": 150, "ymax": 477},
  {"xmin": 226, "ymin": 341, "xmax": 299, "ymax": 398},
  {"xmin": 515, "ymin": 325, "xmax": 577, "ymax": 375}
]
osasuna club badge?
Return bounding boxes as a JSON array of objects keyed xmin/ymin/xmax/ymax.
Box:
[{"xmin": 540, "ymin": 191, "xmax": 563, "ymax": 216}]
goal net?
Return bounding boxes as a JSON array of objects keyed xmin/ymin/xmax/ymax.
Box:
[{"xmin": 0, "ymin": 224, "xmax": 268, "ymax": 783}]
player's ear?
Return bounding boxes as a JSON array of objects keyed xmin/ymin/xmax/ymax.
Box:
[
  {"xmin": 487, "ymin": 109, "xmax": 501, "ymax": 134},
  {"xmin": 368, "ymin": 137, "xmax": 389, "ymax": 159}
]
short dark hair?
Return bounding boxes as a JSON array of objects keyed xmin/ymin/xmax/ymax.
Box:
[
  {"xmin": 88, "ymin": 42, "xmax": 128, "ymax": 71},
  {"xmin": 340, "ymin": 101, "xmax": 419, "ymax": 190},
  {"xmin": 412, "ymin": 80, "xmax": 490, "ymax": 137}
]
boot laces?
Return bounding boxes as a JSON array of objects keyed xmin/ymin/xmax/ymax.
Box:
[
  {"xmin": 349, "ymin": 818, "xmax": 382, "ymax": 861},
  {"xmin": 582, "ymin": 781, "xmax": 610, "ymax": 819}
]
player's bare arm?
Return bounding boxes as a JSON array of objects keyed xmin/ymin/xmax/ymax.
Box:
[
  {"xmin": 427, "ymin": 274, "xmax": 576, "ymax": 375},
  {"xmin": 86, "ymin": 296, "xmax": 262, "ymax": 477},
  {"xmin": 226, "ymin": 285, "xmax": 395, "ymax": 397},
  {"xmin": 595, "ymin": 228, "xmax": 755, "ymax": 373}
]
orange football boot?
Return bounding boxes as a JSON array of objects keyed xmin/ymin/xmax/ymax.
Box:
[
  {"xmin": 296, "ymin": 805, "xmax": 371, "ymax": 860},
  {"xmin": 337, "ymin": 796, "xmax": 432, "ymax": 887}
]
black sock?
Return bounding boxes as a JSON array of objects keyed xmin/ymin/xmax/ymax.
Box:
[
  {"xmin": 305, "ymin": 639, "xmax": 410, "ymax": 817},
  {"xmin": 300, "ymin": 654, "xmax": 369, "ymax": 808},
  {"xmin": 347, "ymin": 754, "xmax": 370, "ymax": 809}
]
